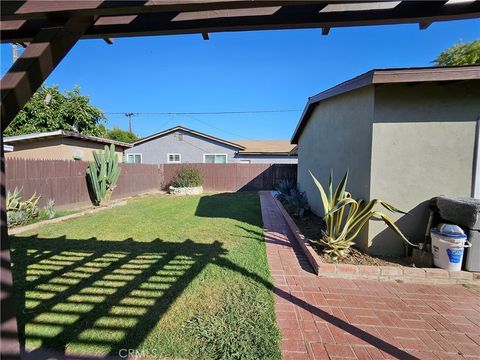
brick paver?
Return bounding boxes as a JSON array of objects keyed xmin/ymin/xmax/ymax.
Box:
[{"xmin": 259, "ymin": 191, "xmax": 480, "ymax": 360}]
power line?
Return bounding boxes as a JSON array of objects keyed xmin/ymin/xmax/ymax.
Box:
[
  {"xmin": 104, "ymin": 109, "xmax": 301, "ymax": 116},
  {"xmin": 185, "ymin": 114, "xmax": 252, "ymax": 140}
]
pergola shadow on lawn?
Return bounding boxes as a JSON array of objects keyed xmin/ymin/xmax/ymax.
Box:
[
  {"xmin": 11, "ymin": 236, "xmax": 226, "ymax": 357},
  {"xmin": 13, "ymin": 230, "xmax": 416, "ymax": 360}
]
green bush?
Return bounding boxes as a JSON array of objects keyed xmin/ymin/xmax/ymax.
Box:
[{"xmin": 172, "ymin": 166, "xmax": 203, "ymax": 187}]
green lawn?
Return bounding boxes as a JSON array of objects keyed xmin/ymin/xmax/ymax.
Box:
[{"xmin": 11, "ymin": 192, "xmax": 280, "ymax": 359}]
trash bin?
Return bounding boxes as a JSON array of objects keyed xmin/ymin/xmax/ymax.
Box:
[
  {"xmin": 466, "ymin": 230, "xmax": 480, "ymax": 272},
  {"xmin": 431, "ymin": 223, "xmax": 471, "ymax": 271}
]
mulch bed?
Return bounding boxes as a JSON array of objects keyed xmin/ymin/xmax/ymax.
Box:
[{"xmin": 290, "ymin": 210, "xmax": 411, "ymax": 267}]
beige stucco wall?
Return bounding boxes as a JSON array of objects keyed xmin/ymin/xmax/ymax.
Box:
[
  {"xmin": 368, "ymin": 81, "xmax": 480, "ymax": 256},
  {"xmin": 297, "ymin": 86, "xmax": 374, "ymax": 249},
  {"xmin": 5, "ymin": 137, "xmax": 125, "ymax": 162}
]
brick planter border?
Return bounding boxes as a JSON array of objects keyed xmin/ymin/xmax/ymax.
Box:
[{"xmin": 272, "ymin": 195, "xmax": 479, "ymax": 285}]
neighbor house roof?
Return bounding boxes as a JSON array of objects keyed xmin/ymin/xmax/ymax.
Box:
[
  {"xmin": 134, "ymin": 125, "xmax": 296, "ymax": 155},
  {"xmin": 133, "ymin": 126, "xmax": 246, "ymax": 150},
  {"xmin": 288, "ymin": 145, "xmax": 298, "ymax": 156},
  {"xmin": 4, "ymin": 130, "xmax": 133, "ymax": 148},
  {"xmin": 233, "ymin": 140, "xmax": 297, "ymax": 155},
  {"xmin": 291, "ymin": 65, "xmax": 480, "ymax": 143}
]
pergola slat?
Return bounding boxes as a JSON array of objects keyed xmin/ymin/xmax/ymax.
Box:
[
  {"xmin": 1, "ymin": 1, "xmax": 479, "ymax": 43},
  {"xmin": 1, "ymin": 0, "xmax": 315, "ymax": 21}
]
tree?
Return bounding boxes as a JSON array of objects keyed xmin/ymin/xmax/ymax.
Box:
[
  {"xmin": 3, "ymin": 85, "xmax": 105, "ymax": 136},
  {"xmin": 105, "ymin": 127, "xmax": 138, "ymax": 143},
  {"xmin": 433, "ymin": 40, "xmax": 480, "ymax": 66}
]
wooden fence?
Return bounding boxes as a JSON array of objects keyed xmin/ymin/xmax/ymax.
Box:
[
  {"xmin": 160, "ymin": 163, "xmax": 296, "ymax": 192},
  {"xmin": 5, "ymin": 158, "xmax": 296, "ymax": 209}
]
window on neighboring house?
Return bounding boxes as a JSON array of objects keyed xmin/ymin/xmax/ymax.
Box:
[
  {"xmin": 204, "ymin": 154, "xmax": 227, "ymax": 164},
  {"xmin": 126, "ymin": 153, "xmax": 142, "ymax": 164},
  {"xmin": 167, "ymin": 153, "xmax": 181, "ymax": 163}
]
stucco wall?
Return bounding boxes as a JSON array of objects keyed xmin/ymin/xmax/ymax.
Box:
[
  {"xmin": 126, "ymin": 130, "xmax": 239, "ymax": 164},
  {"xmin": 297, "ymin": 86, "xmax": 375, "ymax": 249},
  {"xmin": 369, "ymin": 81, "xmax": 480, "ymax": 255},
  {"xmin": 126, "ymin": 129, "xmax": 298, "ymax": 164},
  {"xmin": 61, "ymin": 138, "xmax": 125, "ymax": 162},
  {"xmin": 5, "ymin": 137, "xmax": 125, "ymax": 162}
]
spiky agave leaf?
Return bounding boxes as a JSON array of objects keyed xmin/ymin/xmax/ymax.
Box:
[
  {"xmin": 309, "ymin": 171, "xmax": 330, "ymax": 215},
  {"xmin": 310, "ymin": 168, "xmax": 417, "ymax": 260}
]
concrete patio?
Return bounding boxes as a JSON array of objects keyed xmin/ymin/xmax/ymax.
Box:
[{"xmin": 259, "ymin": 191, "xmax": 480, "ymax": 360}]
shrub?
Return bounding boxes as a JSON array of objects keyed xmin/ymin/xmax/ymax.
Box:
[
  {"xmin": 172, "ymin": 166, "xmax": 203, "ymax": 187},
  {"xmin": 275, "ymin": 180, "xmax": 309, "ymax": 217},
  {"xmin": 310, "ymin": 169, "xmax": 417, "ymax": 260},
  {"xmin": 275, "ymin": 180, "xmax": 295, "ymax": 202},
  {"xmin": 44, "ymin": 199, "xmax": 56, "ymax": 219},
  {"xmin": 7, "ymin": 187, "xmax": 40, "ymax": 227},
  {"xmin": 283, "ymin": 188, "xmax": 309, "ymax": 217}
]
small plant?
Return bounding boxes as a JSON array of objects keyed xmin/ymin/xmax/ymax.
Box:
[
  {"xmin": 275, "ymin": 179, "xmax": 295, "ymax": 201},
  {"xmin": 6, "ymin": 187, "xmax": 40, "ymax": 227},
  {"xmin": 283, "ymin": 188, "xmax": 309, "ymax": 217},
  {"xmin": 275, "ymin": 180, "xmax": 309, "ymax": 217},
  {"xmin": 87, "ymin": 144, "xmax": 121, "ymax": 206},
  {"xmin": 310, "ymin": 169, "xmax": 417, "ymax": 260},
  {"xmin": 172, "ymin": 166, "xmax": 203, "ymax": 188},
  {"xmin": 44, "ymin": 199, "xmax": 56, "ymax": 219}
]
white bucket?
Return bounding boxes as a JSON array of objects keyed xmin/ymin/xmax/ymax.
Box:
[{"xmin": 431, "ymin": 229, "xmax": 471, "ymax": 271}]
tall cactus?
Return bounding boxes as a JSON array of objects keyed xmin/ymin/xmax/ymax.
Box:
[{"xmin": 87, "ymin": 144, "xmax": 121, "ymax": 206}]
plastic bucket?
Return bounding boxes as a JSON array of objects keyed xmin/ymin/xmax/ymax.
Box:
[{"xmin": 431, "ymin": 229, "xmax": 471, "ymax": 271}]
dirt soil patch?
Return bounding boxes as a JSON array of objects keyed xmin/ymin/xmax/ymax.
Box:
[{"xmin": 290, "ymin": 210, "xmax": 411, "ymax": 267}]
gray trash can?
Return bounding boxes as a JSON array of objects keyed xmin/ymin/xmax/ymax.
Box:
[{"xmin": 466, "ymin": 230, "xmax": 480, "ymax": 272}]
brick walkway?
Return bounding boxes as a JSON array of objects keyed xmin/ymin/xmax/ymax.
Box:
[{"xmin": 259, "ymin": 191, "xmax": 480, "ymax": 360}]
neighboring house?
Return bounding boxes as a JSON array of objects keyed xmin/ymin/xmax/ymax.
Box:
[
  {"xmin": 4, "ymin": 130, "xmax": 132, "ymax": 161},
  {"xmin": 125, "ymin": 126, "xmax": 297, "ymax": 164},
  {"xmin": 291, "ymin": 65, "xmax": 480, "ymax": 256}
]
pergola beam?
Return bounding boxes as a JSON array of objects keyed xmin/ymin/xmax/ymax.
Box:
[
  {"xmin": 0, "ymin": 15, "xmax": 94, "ymax": 359},
  {"xmin": 1, "ymin": 1, "xmax": 479, "ymax": 43},
  {"xmin": 1, "ymin": 1, "xmax": 315, "ymax": 21}
]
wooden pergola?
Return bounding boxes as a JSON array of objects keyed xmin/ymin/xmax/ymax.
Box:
[{"xmin": 1, "ymin": 1, "xmax": 479, "ymax": 358}]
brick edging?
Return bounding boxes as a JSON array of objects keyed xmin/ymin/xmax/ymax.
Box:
[{"xmin": 271, "ymin": 194, "xmax": 479, "ymax": 285}]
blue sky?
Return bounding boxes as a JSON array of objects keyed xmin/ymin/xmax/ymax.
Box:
[{"xmin": 1, "ymin": 18, "xmax": 478, "ymax": 140}]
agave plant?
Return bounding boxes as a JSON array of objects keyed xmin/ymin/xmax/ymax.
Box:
[
  {"xmin": 283, "ymin": 188, "xmax": 309, "ymax": 217},
  {"xmin": 6, "ymin": 187, "xmax": 40, "ymax": 227},
  {"xmin": 275, "ymin": 179, "xmax": 294, "ymax": 200},
  {"xmin": 310, "ymin": 169, "xmax": 417, "ymax": 260}
]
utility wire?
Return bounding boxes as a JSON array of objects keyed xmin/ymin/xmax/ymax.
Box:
[
  {"xmin": 185, "ymin": 114, "xmax": 252, "ymax": 140},
  {"xmin": 104, "ymin": 109, "xmax": 301, "ymax": 116}
]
